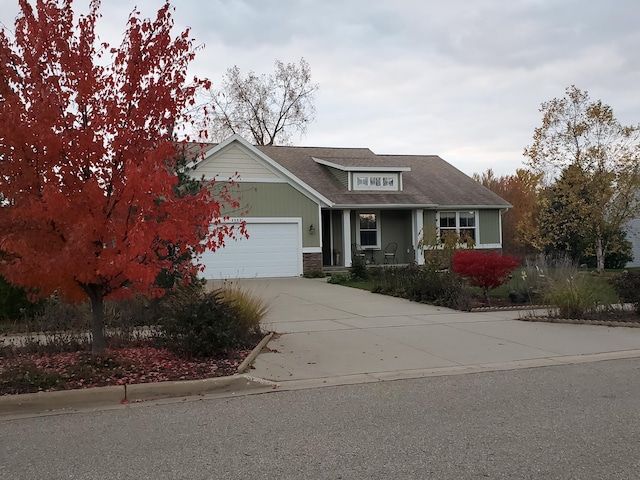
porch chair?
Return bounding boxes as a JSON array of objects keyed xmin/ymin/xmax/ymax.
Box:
[
  {"xmin": 351, "ymin": 243, "xmax": 366, "ymax": 263},
  {"xmin": 383, "ymin": 242, "xmax": 398, "ymax": 264}
]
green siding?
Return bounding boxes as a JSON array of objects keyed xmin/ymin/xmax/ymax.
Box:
[
  {"xmin": 348, "ymin": 209, "xmax": 413, "ymax": 264},
  {"xmin": 423, "ymin": 210, "xmax": 437, "ymax": 233},
  {"xmin": 422, "ymin": 210, "xmax": 438, "ymax": 245},
  {"xmin": 421, "ymin": 209, "xmax": 501, "ymax": 246},
  {"xmin": 379, "ymin": 210, "xmax": 413, "ymax": 264},
  {"xmin": 224, "ymin": 182, "xmax": 320, "ymax": 248},
  {"xmin": 478, "ymin": 209, "xmax": 501, "ymax": 245}
]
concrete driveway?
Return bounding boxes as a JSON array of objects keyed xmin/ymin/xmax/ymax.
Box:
[{"xmin": 231, "ymin": 278, "xmax": 640, "ymax": 387}]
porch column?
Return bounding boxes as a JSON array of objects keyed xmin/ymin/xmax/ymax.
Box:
[
  {"xmin": 343, "ymin": 209, "xmax": 352, "ymax": 267},
  {"xmin": 413, "ymin": 209, "xmax": 425, "ymax": 265}
]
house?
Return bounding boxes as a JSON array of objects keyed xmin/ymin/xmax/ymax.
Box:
[
  {"xmin": 625, "ymin": 218, "xmax": 640, "ymax": 267},
  {"xmin": 188, "ymin": 134, "xmax": 511, "ymax": 279}
]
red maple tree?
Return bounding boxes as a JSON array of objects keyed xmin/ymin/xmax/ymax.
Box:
[
  {"xmin": 0, "ymin": 1, "xmax": 241, "ymax": 354},
  {"xmin": 452, "ymin": 250, "xmax": 521, "ymax": 301}
]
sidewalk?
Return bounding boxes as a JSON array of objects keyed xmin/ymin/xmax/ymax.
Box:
[{"xmin": 238, "ymin": 278, "xmax": 640, "ymax": 386}]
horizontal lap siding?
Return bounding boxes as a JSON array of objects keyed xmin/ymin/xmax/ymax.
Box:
[{"xmin": 195, "ymin": 144, "xmax": 279, "ymax": 180}]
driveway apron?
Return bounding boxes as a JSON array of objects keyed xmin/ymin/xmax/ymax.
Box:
[{"xmin": 225, "ymin": 278, "xmax": 640, "ymax": 386}]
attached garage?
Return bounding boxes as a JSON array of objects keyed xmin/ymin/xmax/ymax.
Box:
[{"xmin": 199, "ymin": 219, "xmax": 302, "ymax": 279}]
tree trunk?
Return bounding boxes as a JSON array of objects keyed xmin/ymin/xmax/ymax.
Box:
[
  {"xmin": 86, "ymin": 285, "xmax": 106, "ymax": 356},
  {"xmin": 595, "ymin": 236, "xmax": 605, "ymax": 273}
]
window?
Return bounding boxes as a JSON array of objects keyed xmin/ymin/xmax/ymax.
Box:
[
  {"xmin": 459, "ymin": 212, "xmax": 476, "ymax": 242},
  {"xmin": 358, "ymin": 212, "xmax": 379, "ymax": 248},
  {"xmin": 356, "ymin": 176, "xmax": 369, "ymax": 187},
  {"xmin": 438, "ymin": 211, "xmax": 476, "ymax": 244},
  {"xmin": 353, "ymin": 173, "xmax": 399, "ymax": 191}
]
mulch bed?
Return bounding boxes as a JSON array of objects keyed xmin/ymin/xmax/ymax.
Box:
[
  {"xmin": 469, "ymin": 297, "xmax": 640, "ymax": 326},
  {"xmin": 0, "ymin": 344, "xmax": 256, "ymax": 396},
  {"xmin": 469, "ymin": 296, "xmax": 547, "ymax": 311},
  {"xmin": 521, "ymin": 316, "xmax": 640, "ymax": 327}
]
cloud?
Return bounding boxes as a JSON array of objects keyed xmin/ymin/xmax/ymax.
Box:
[{"xmin": 1, "ymin": 0, "xmax": 639, "ymax": 176}]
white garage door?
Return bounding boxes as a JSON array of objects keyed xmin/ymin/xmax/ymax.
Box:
[{"xmin": 200, "ymin": 220, "xmax": 302, "ymax": 279}]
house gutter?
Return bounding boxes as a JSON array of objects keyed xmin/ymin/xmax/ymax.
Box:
[{"xmin": 329, "ymin": 204, "xmax": 510, "ymax": 210}]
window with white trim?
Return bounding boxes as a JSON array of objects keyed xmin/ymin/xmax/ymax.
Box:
[
  {"xmin": 353, "ymin": 173, "xmax": 399, "ymax": 191},
  {"xmin": 439, "ymin": 211, "xmax": 476, "ymax": 244},
  {"xmin": 357, "ymin": 212, "xmax": 380, "ymax": 248}
]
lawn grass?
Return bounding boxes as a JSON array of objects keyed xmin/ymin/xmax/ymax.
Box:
[{"xmin": 484, "ymin": 272, "xmax": 619, "ymax": 304}]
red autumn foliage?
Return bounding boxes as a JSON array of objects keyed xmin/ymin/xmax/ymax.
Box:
[
  {"xmin": 0, "ymin": 2, "xmax": 242, "ymax": 354},
  {"xmin": 452, "ymin": 250, "xmax": 521, "ymax": 299}
]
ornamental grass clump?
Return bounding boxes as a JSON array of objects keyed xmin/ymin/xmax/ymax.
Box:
[
  {"xmin": 509, "ymin": 255, "xmax": 549, "ymax": 303},
  {"xmin": 543, "ymin": 269, "xmax": 600, "ymax": 319},
  {"xmin": 217, "ymin": 283, "xmax": 269, "ymax": 334}
]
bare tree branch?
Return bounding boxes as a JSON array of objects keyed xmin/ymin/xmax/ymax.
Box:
[{"xmin": 204, "ymin": 58, "xmax": 318, "ymax": 145}]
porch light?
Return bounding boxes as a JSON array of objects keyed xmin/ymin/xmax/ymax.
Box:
[{"xmin": 309, "ymin": 224, "xmax": 316, "ymax": 234}]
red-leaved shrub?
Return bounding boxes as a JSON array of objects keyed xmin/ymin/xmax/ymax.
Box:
[{"xmin": 452, "ymin": 250, "xmax": 521, "ymax": 300}]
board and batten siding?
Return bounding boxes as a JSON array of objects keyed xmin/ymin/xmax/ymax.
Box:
[
  {"xmin": 380, "ymin": 210, "xmax": 413, "ymax": 263},
  {"xmin": 422, "ymin": 210, "xmax": 437, "ymax": 239},
  {"xmin": 478, "ymin": 209, "xmax": 501, "ymax": 246},
  {"xmin": 232, "ymin": 182, "xmax": 320, "ymax": 248},
  {"xmin": 194, "ymin": 144, "xmax": 279, "ymax": 181}
]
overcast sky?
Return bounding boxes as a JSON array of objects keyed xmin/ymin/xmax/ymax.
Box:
[{"xmin": 2, "ymin": 0, "xmax": 639, "ymax": 176}]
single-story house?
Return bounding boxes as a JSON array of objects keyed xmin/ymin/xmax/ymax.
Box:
[{"xmin": 188, "ymin": 134, "xmax": 511, "ymax": 279}]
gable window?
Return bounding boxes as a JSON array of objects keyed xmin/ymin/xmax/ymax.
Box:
[
  {"xmin": 358, "ymin": 212, "xmax": 380, "ymax": 248},
  {"xmin": 356, "ymin": 176, "xmax": 369, "ymax": 187},
  {"xmin": 353, "ymin": 173, "xmax": 398, "ymax": 191},
  {"xmin": 439, "ymin": 211, "xmax": 476, "ymax": 244}
]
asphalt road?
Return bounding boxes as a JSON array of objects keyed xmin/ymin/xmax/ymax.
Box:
[{"xmin": 2, "ymin": 359, "xmax": 640, "ymax": 479}]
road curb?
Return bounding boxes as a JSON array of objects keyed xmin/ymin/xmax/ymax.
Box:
[
  {"xmin": 125, "ymin": 374, "xmax": 277, "ymax": 402},
  {"xmin": 0, "ymin": 385, "xmax": 125, "ymax": 416},
  {"xmin": 238, "ymin": 331, "xmax": 274, "ymax": 373},
  {"xmin": 0, "ymin": 333, "xmax": 278, "ymax": 416}
]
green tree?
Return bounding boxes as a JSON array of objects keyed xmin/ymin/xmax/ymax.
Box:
[
  {"xmin": 536, "ymin": 164, "xmax": 600, "ymax": 258},
  {"xmin": 524, "ymin": 86, "xmax": 640, "ymax": 272},
  {"xmin": 535, "ymin": 164, "xmax": 633, "ymax": 268}
]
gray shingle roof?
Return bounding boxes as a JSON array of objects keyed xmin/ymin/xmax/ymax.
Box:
[
  {"xmin": 182, "ymin": 139, "xmax": 510, "ymax": 208},
  {"xmin": 255, "ymin": 145, "xmax": 510, "ymax": 208}
]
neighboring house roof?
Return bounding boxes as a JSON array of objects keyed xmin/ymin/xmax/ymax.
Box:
[{"xmin": 182, "ymin": 135, "xmax": 511, "ymax": 209}]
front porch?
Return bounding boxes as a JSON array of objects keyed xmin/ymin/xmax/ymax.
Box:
[
  {"xmin": 321, "ymin": 208, "xmax": 426, "ymax": 268},
  {"xmin": 322, "ymin": 262, "xmax": 412, "ymax": 276}
]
